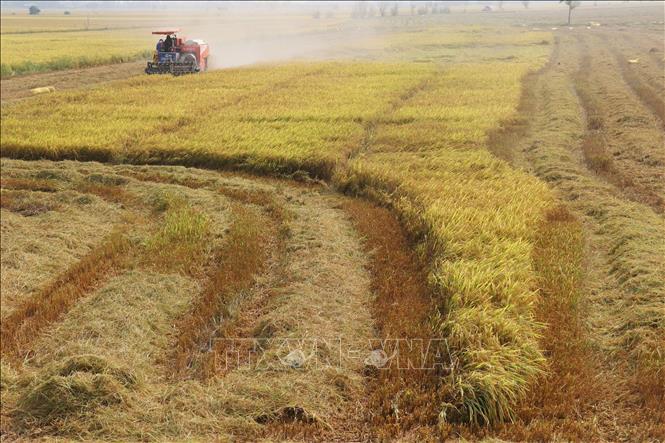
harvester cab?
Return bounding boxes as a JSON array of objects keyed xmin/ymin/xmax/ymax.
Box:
[{"xmin": 146, "ymin": 29, "xmax": 209, "ymax": 76}]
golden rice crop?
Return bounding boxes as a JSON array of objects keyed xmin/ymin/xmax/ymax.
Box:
[
  {"xmin": 0, "ymin": 29, "xmax": 154, "ymax": 77},
  {"xmin": 0, "ymin": 13, "xmax": 167, "ymax": 34},
  {"xmin": 340, "ymin": 61, "xmax": 554, "ymax": 423},
  {"xmin": 0, "ymin": 11, "xmax": 357, "ymax": 77},
  {"xmin": 387, "ymin": 26, "xmax": 551, "ymax": 48},
  {"xmin": 0, "ymin": 26, "xmax": 554, "ymax": 424}
]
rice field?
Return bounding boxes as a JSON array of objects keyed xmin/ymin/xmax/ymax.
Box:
[
  {"xmin": 0, "ymin": 29, "xmax": 154, "ymax": 77},
  {"xmin": 1, "ymin": 22, "xmax": 554, "ymax": 428},
  {"xmin": 0, "ymin": 13, "xmax": 173, "ymax": 34},
  {"xmin": 1, "ymin": 3, "xmax": 663, "ymax": 441},
  {"xmin": 0, "ymin": 11, "xmax": 351, "ymax": 77}
]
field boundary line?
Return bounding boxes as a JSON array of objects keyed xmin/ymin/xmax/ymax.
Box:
[
  {"xmin": 1, "ymin": 25, "xmax": 149, "ymax": 36},
  {"xmin": 345, "ymin": 70, "xmax": 440, "ymax": 163}
]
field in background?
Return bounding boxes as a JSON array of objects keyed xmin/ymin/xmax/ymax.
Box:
[
  {"xmin": 1, "ymin": 2, "xmax": 664, "ymax": 441},
  {"xmin": 0, "ymin": 10, "xmax": 351, "ymax": 77},
  {"xmin": 0, "ymin": 1, "xmax": 574, "ymax": 78},
  {"xmin": 1, "ymin": 13, "xmax": 158, "ymax": 76},
  {"xmin": 0, "ymin": 12, "xmax": 178, "ymax": 33},
  {"xmin": 0, "ymin": 29, "xmax": 153, "ymax": 77}
]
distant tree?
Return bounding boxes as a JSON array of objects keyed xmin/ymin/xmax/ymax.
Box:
[
  {"xmin": 560, "ymin": 0, "xmax": 581, "ymax": 25},
  {"xmin": 390, "ymin": 2, "xmax": 399, "ymax": 16},
  {"xmin": 28, "ymin": 5, "xmax": 40, "ymax": 15},
  {"xmin": 64, "ymin": 10, "xmax": 71, "ymax": 15},
  {"xmin": 522, "ymin": 1, "xmax": 530, "ymax": 8},
  {"xmin": 414, "ymin": 1, "xmax": 431, "ymax": 15},
  {"xmin": 351, "ymin": 1, "xmax": 368, "ymax": 18},
  {"xmin": 435, "ymin": 1, "xmax": 448, "ymax": 14},
  {"xmin": 498, "ymin": 1, "xmax": 504, "ymax": 10},
  {"xmin": 378, "ymin": 1, "xmax": 389, "ymax": 16}
]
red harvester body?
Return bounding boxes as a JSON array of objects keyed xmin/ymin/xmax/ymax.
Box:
[{"xmin": 146, "ymin": 29, "xmax": 210, "ymax": 76}]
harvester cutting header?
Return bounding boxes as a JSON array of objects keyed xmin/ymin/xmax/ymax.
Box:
[{"xmin": 146, "ymin": 29, "xmax": 209, "ymax": 76}]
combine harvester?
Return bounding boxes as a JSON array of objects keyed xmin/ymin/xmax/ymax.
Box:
[{"xmin": 146, "ymin": 29, "xmax": 209, "ymax": 76}]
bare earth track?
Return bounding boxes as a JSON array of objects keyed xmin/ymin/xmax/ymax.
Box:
[{"xmin": 0, "ymin": 61, "xmax": 145, "ymax": 104}]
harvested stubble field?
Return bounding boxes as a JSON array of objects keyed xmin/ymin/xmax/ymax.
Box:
[{"xmin": 1, "ymin": 2, "xmax": 664, "ymax": 442}]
